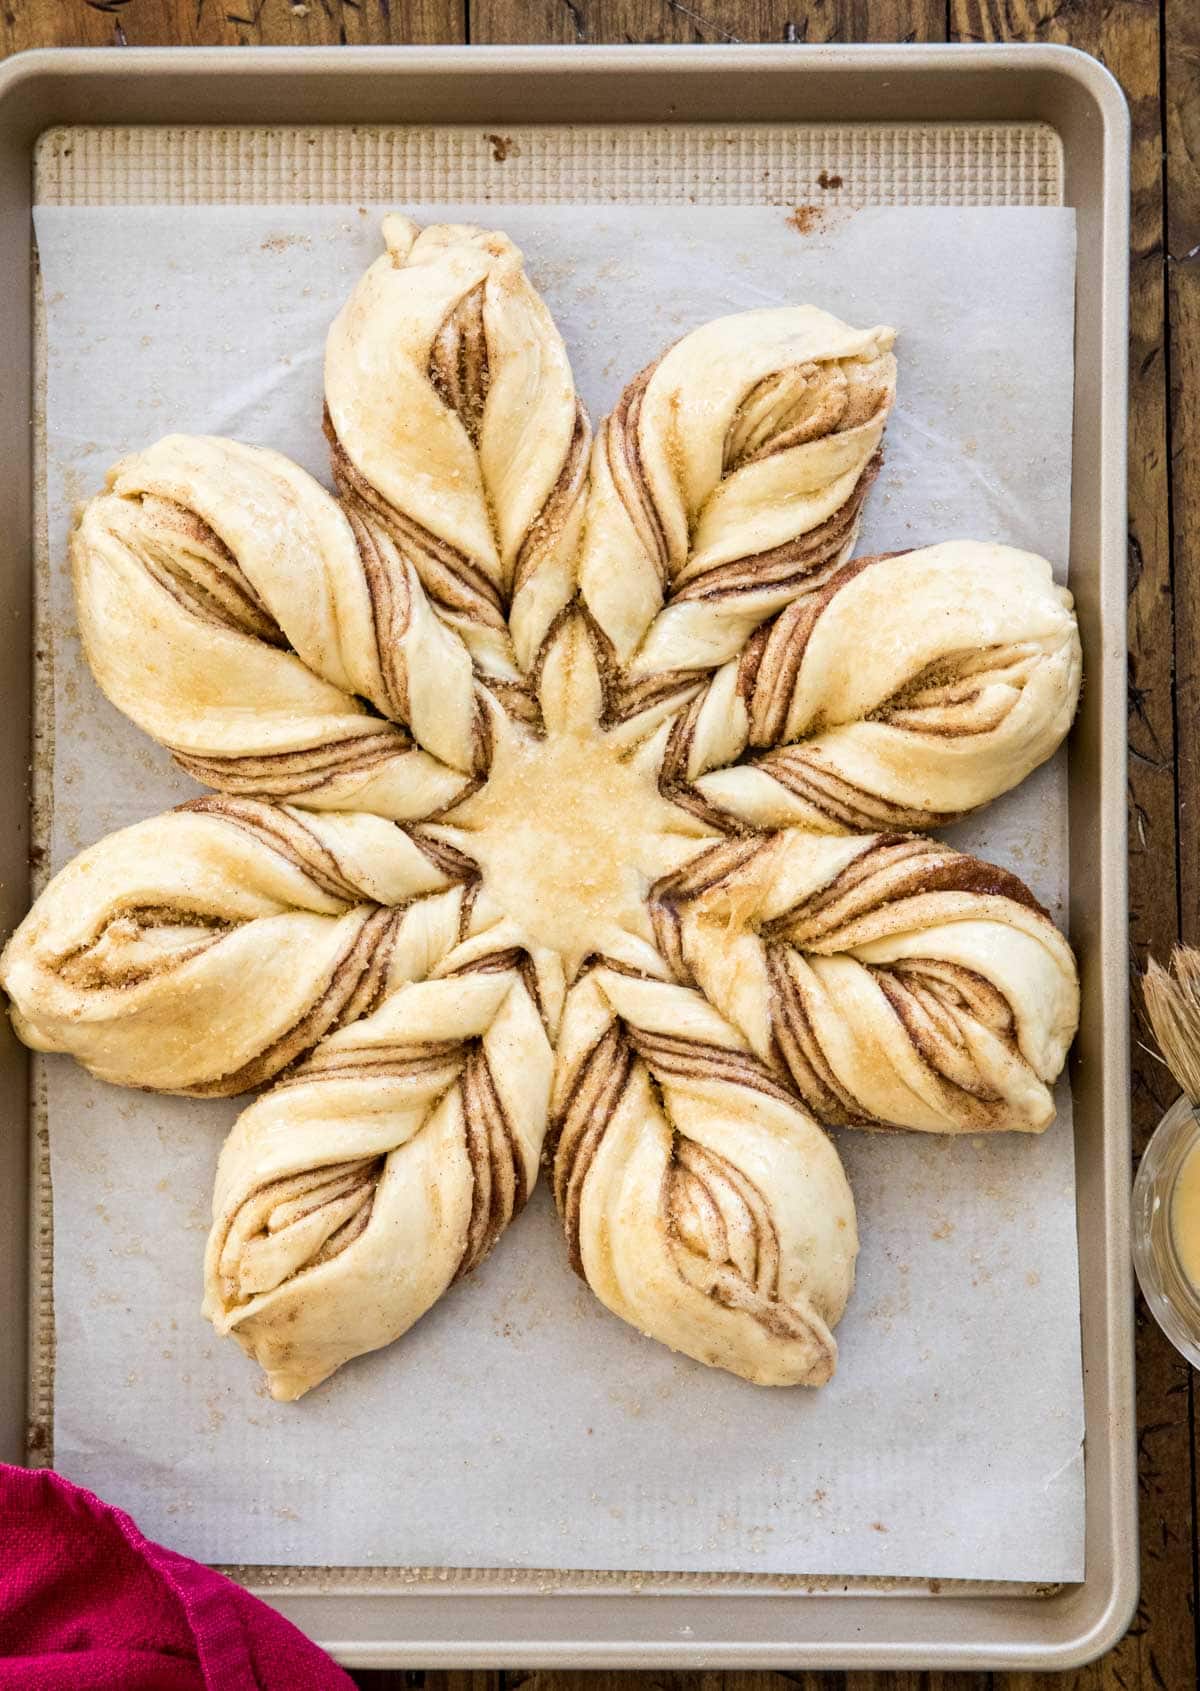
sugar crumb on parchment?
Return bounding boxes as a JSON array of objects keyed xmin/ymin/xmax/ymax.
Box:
[{"xmin": 787, "ymin": 204, "xmax": 826, "ymax": 236}]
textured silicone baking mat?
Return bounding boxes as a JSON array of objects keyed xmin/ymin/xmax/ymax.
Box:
[
  {"xmin": 30, "ymin": 120, "xmax": 1066, "ymax": 1598},
  {"xmin": 34, "ymin": 121, "xmax": 1063, "ymax": 207}
]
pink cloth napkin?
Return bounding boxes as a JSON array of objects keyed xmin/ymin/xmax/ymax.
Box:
[{"xmin": 0, "ymin": 1464, "xmax": 356, "ymax": 1690}]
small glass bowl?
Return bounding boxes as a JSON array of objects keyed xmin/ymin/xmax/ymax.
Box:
[{"xmin": 1133, "ymin": 1094, "xmax": 1200, "ymax": 1369}]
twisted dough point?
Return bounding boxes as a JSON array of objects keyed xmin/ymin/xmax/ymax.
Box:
[
  {"xmin": 204, "ymin": 940, "xmax": 554, "ymax": 1400},
  {"xmin": 72, "ymin": 434, "xmax": 482, "ymax": 818},
  {"xmin": 579, "ymin": 305, "xmax": 896, "ymax": 712},
  {"xmin": 0, "ymin": 797, "xmax": 474, "ymax": 1095},
  {"xmin": 325, "ymin": 215, "xmax": 591, "ymax": 687},
  {"xmin": 662, "ymin": 541, "xmax": 1083, "ymax": 833},
  {"xmin": 551, "ymin": 967, "xmax": 857, "ymax": 1385},
  {"xmin": 652, "ymin": 831, "xmax": 1079, "ymax": 1134}
]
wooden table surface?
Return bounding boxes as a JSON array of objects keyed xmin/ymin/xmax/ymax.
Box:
[{"xmin": 3, "ymin": 1, "xmax": 1194, "ymax": 1687}]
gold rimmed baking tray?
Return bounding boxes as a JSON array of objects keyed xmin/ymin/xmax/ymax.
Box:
[{"xmin": 0, "ymin": 43, "xmax": 1133, "ymax": 1672}]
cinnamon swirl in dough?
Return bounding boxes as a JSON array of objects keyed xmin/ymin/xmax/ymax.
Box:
[
  {"xmin": 580, "ymin": 305, "xmax": 896, "ymax": 714},
  {"xmin": 0, "ymin": 797, "xmax": 470, "ymax": 1095},
  {"xmin": 324, "ymin": 214, "xmax": 591, "ymax": 686},
  {"xmin": 205, "ymin": 937, "xmax": 554, "ymax": 1401},
  {"xmin": 551, "ymin": 967, "xmax": 857, "ymax": 1387},
  {"xmin": 3, "ymin": 215, "xmax": 1086, "ymax": 1397},
  {"xmin": 663, "ymin": 542, "xmax": 1083, "ymax": 832},
  {"xmin": 653, "ymin": 831, "xmax": 1079, "ymax": 1135},
  {"xmin": 72, "ymin": 435, "xmax": 482, "ymax": 818}
]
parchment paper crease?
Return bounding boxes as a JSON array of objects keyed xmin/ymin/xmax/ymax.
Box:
[{"xmin": 33, "ymin": 203, "xmax": 1084, "ymax": 1581}]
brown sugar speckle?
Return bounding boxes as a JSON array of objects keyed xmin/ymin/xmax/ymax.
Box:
[
  {"xmin": 260, "ymin": 233, "xmax": 312, "ymax": 255},
  {"xmin": 788, "ymin": 204, "xmax": 825, "ymax": 236},
  {"xmin": 817, "ymin": 170, "xmax": 844, "ymax": 190},
  {"xmin": 871, "ymin": 1521, "xmax": 889, "ymax": 1533},
  {"xmin": 485, "ymin": 133, "xmax": 514, "ymax": 163}
]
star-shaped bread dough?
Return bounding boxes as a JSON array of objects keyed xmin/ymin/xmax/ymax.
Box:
[{"xmin": 1, "ymin": 217, "xmax": 1081, "ymax": 1400}]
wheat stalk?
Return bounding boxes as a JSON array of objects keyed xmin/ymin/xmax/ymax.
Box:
[{"xmin": 1144, "ymin": 948, "xmax": 1200, "ymax": 1108}]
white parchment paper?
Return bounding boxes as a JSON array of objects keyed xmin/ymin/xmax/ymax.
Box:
[{"xmin": 34, "ymin": 204, "xmax": 1083, "ymax": 1581}]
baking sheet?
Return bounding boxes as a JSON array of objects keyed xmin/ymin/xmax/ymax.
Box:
[{"xmin": 33, "ymin": 202, "xmax": 1083, "ymax": 1582}]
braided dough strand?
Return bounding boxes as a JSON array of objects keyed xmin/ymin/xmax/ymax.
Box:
[
  {"xmin": 551, "ymin": 966, "xmax": 857, "ymax": 1385},
  {"xmin": 579, "ymin": 305, "xmax": 896, "ymax": 707},
  {"xmin": 204, "ymin": 931, "xmax": 553, "ymax": 1401},
  {"xmin": 652, "ymin": 830, "xmax": 1079, "ymax": 1134},
  {"xmin": 664, "ymin": 542, "xmax": 1082, "ymax": 833},
  {"xmin": 325, "ymin": 216, "xmax": 591, "ymax": 683},
  {"xmin": 0, "ymin": 797, "xmax": 472, "ymax": 1094},
  {"xmin": 72, "ymin": 434, "xmax": 483, "ymax": 816}
]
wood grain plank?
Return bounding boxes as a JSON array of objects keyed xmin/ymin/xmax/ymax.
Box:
[
  {"xmin": 1166, "ymin": 5, "xmax": 1200, "ymax": 910},
  {"xmin": 502, "ymin": 1671, "xmax": 998, "ymax": 1691},
  {"xmin": 1166, "ymin": 0, "xmax": 1200, "ymax": 1680},
  {"xmin": 502, "ymin": 1675, "xmax": 826, "ymax": 1691},
  {"xmin": 502, "ymin": 1675, "xmax": 802, "ymax": 1691},
  {"xmin": 949, "ymin": 5, "xmax": 1189, "ymax": 1691},
  {"xmin": 0, "ymin": 0, "xmax": 464, "ymax": 54},
  {"xmin": 350, "ymin": 1674, "xmax": 502, "ymax": 1691},
  {"xmin": 469, "ymin": 0, "xmax": 945, "ymax": 47},
  {"xmin": 837, "ymin": 1677, "xmax": 997, "ymax": 1691}
]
